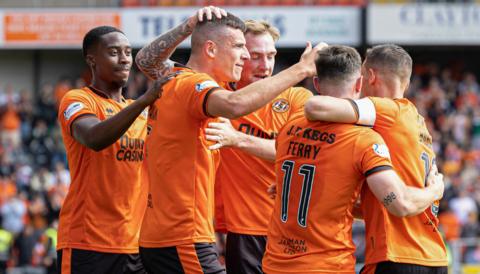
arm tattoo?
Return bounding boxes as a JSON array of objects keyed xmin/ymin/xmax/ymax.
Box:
[
  {"xmin": 383, "ymin": 192, "xmax": 397, "ymax": 207},
  {"xmin": 135, "ymin": 21, "xmax": 194, "ymax": 80}
]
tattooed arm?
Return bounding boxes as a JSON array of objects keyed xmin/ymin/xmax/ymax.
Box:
[
  {"xmin": 365, "ymin": 168, "xmax": 444, "ymax": 217},
  {"xmin": 135, "ymin": 6, "xmax": 227, "ymax": 80}
]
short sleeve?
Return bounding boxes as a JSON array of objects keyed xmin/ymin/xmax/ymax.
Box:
[
  {"xmin": 58, "ymin": 89, "xmax": 97, "ymax": 136},
  {"xmin": 288, "ymin": 87, "xmax": 313, "ymax": 116},
  {"xmin": 369, "ymin": 97, "xmax": 400, "ymax": 130},
  {"xmin": 354, "ymin": 130, "xmax": 393, "ymax": 177},
  {"xmin": 176, "ymin": 73, "xmax": 222, "ymax": 120}
]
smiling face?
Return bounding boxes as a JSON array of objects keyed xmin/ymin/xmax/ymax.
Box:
[
  {"xmin": 89, "ymin": 32, "xmax": 132, "ymax": 88},
  {"xmin": 211, "ymin": 27, "xmax": 250, "ymax": 83},
  {"xmin": 237, "ymin": 32, "xmax": 277, "ymax": 89}
]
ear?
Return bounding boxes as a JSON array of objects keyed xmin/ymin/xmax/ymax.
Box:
[
  {"xmin": 355, "ymin": 75, "xmax": 363, "ymax": 94},
  {"xmin": 313, "ymin": 76, "xmax": 321, "ymax": 94},
  {"xmin": 403, "ymin": 80, "xmax": 410, "ymax": 93},
  {"xmin": 85, "ymin": 54, "xmax": 95, "ymax": 69},
  {"xmin": 204, "ymin": 40, "xmax": 217, "ymax": 58},
  {"xmin": 367, "ymin": 68, "xmax": 376, "ymax": 85}
]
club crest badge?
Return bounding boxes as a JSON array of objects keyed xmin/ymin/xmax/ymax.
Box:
[{"xmin": 272, "ymin": 99, "xmax": 290, "ymax": 113}]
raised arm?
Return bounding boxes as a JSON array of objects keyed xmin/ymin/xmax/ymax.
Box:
[
  {"xmin": 304, "ymin": 96, "xmax": 358, "ymax": 123},
  {"xmin": 207, "ymin": 42, "xmax": 327, "ymax": 119},
  {"xmin": 205, "ymin": 118, "xmax": 276, "ymax": 161},
  {"xmin": 135, "ymin": 6, "xmax": 227, "ymax": 80},
  {"xmin": 366, "ymin": 167, "xmax": 444, "ymax": 217},
  {"xmin": 72, "ymin": 77, "xmax": 171, "ymax": 151}
]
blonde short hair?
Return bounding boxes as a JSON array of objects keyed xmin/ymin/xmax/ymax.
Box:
[{"xmin": 244, "ymin": 19, "xmax": 280, "ymax": 42}]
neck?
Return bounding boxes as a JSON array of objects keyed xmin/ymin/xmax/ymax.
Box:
[
  {"xmin": 90, "ymin": 78, "xmax": 123, "ymax": 102},
  {"xmin": 323, "ymin": 85, "xmax": 354, "ymax": 99},
  {"xmin": 375, "ymin": 75, "xmax": 405, "ymax": 99},
  {"xmin": 325, "ymin": 90, "xmax": 354, "ymax": 99},
  {"xmin": 236, "ymin": 79, "xmax": 250, "ymax": 89},
  {"xmin": 378, "ymin": 84, "xmax": 404, "ymax": 99},
  {"xmin": 320, "ymin": 80, "xmax": 356, "ymax": 99},
  {"xmin": 186, "ymin": 55, "xmax": 219, "ymax": 82}
]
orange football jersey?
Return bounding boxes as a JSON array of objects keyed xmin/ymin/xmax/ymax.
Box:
[
  {"xmin": 354, "ymin": 97, "xmax": 447, "ymax": 266},
  {"xmin": 215, "ymin": 87, "xmax": 312, "ymax": 235},
  {"xmin": 57, "ymin": 87, "xmax": 148, "ymax": 253},
  {"xmin": 263, "ymin": 112, "xmax": 393, "ymax": 273},
  {"xmin": 140, "ymin": 67, "xmax": 222, "ymax": 247}
]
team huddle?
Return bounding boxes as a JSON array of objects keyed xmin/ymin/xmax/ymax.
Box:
[{"xmin": 56, "ymin": 6, "xmax": 448, "ymax": 274}]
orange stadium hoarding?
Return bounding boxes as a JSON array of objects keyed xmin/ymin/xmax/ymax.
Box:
[
  {"xmin": 0, "ymin": 7, "xmax": 360, "ymax": 48},
  {"xmin": 3, "ymin": 11, "xmax": 120, "ymax": 47}
]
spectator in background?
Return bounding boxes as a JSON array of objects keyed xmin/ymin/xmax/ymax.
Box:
[
  {"xmin": 470, "ymin": 109, "xmax": 480, "ymax": 149},
  {"xmin": 0, "ymin": 93, "xmax": 21, "ymax": 150},
  {"xmin": 17, "ymin": 90, "xmax": 35, "ymax": 147},
  {"xmin": 13, "ymin": 222, "xmax": 42, "ymax": 267},
  {"xmin": 53, "ymin": 77, "xmax": 72, "ymax": 108},
  {"xmin": 14, "ymin": 162, "xmax": 33, "ymax": 194},
  {"xmin": 438, "ymin": 202, "xmax": 461, "ymax": 242},
  {"xmin": 30, "ymin": 168, "xmax": 55, "ymax": 195},
  {"xmin": 450, "ymin": 187, "xmax": 478, "ymax": 225},
  {"xmin": 442, "ymin": 142, "xmax": 463, "ymax": 177},
  {"xmin": 36, "ymin": 84, "xmax": 57, "ymax": 126},
  {"xmin": 42, "ymin": 219, "xmax": 57, "ymax": 274},
  {"xmin": 450, "ymin": 109, "xmax": 471, "ymax": 147},
  {"xmin": 461, "ymin": 212, "xmax": 480, "ymax": 263},
  {"xmin": 458, "ymin": 72, "xmax": 480, "ymax": 96},
  {"xmin": 28, "ymin": 194, "xmax": 48, "ymax": 232},
  {"xmin": 28, "ymin": 119, "xmax": 55, "ymax": 169},
  {"xmin": 0, "ymin": 174, "xmax": 17, "ymax": 207},
  {"xmin": 1, "ymin": 193, "xmax": 27, "ymax": 235},
  {"xmin": 0, "ymin": 219, "xmax": 13, "ymax": 274},
  {"xmin": 53, "ymin": 162, "xmax": 70, "ymax": 187},
  {"xmin": 460, "ymin": 158, "xmax": 479, "ymax": 186}
]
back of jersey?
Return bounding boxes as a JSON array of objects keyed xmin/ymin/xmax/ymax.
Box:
[{"xmin": 263, "ymin": 113, "xmax": 392, "ymax": 274}]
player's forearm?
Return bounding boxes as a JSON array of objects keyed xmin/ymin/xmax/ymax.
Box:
[
  {"xmin": 304, "ymin": 96, "xmax": 357, "ymax": 123},
  {"xmin": 381, "ymin": 184, "xmax": 437, "ymax": 217},
  {"xmin": 76, "ymin": 99, "xmax": 150, "ymax": 151},
  {"xmin": 400, "ymin": 185, "xmax": 439, "ymax": 216},
  {"xmin": 368, "ymin": 170, "xmax": 425, "ymax": 217},
  {"xmin": 135, "ymin": 20, "xmax": 193, "ymax": 80},
  {"xmin": 235, "ymin": 134, "xmax": 276, "ymax": 162},
  {"xmin": 212, "ymin": 63, "xmax": 309, "ymax": 118}
]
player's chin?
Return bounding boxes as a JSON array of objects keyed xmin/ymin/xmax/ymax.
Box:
[
  {"xmin": 114, "ymin": 77, "xmax": 129, "ymax": 88},
  {"xmin": 231, "ymin": 72, "xmax": 242, "ymax": 82}
]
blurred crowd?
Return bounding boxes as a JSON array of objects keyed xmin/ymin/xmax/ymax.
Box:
[
  {"xmin": 1, "ymin": 60, "xmax": 480, "ymax": 272},
  {"xmin": 409, "ymin": 63, "xmax": 480, "ymax": 264}
]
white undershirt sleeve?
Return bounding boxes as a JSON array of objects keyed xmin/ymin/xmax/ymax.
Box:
[{"xmin": 353, "ymin": 98, "xmax": 376, "ymax": 127}]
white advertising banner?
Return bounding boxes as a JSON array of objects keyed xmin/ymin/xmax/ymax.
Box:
[
  {"xmin": 368, "ymin": 3, "xmax": 480, "ymax": 45},
  {"xmin": 120, "ymin": 7, "xmax": 361, "ymax": 48}
]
